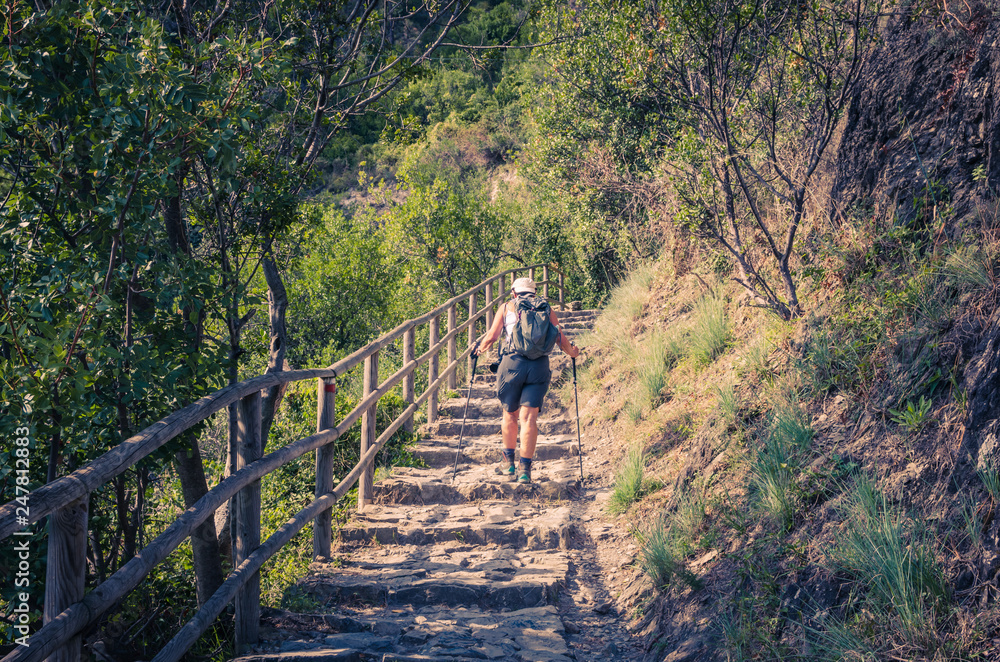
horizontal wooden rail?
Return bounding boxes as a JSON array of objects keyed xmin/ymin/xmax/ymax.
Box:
[{"xmin": 0, "ymin": 263, "xmax": 567, "ymax": 662}]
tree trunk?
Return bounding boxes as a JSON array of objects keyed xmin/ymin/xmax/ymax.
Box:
[
  {"xmin": 260, "ymin": 256, "xmax": 290, "ymax": 449},
  {"xmin": 165, "ymin": 186, "xmax": 226, "ymax": 605},
  {"xmin": 174, "ymin": 437, "xmax": 226, "ymax": 605}
]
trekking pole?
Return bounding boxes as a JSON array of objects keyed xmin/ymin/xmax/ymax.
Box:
[
  {"xmin": 452, "ymin": 342, "xmax": 480, "ymax": 482},
  {"xmin": 572, "ymin": 357, "xmax": 583, "ymax": 483}
]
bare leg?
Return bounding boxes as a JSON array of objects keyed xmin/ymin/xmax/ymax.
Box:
[
  {"xmin": 501, "ymin": 409, "xmax": 518, "ymax": 453},
  {"xmin": 518, "ymin": 406, "xmax": 540, "ymax": 459}
]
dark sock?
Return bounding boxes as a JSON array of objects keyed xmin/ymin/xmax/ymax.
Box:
[
  {"xmin": 502, "ymin": 448, "xmax": 516, "ymax": 465},
  {"xmin": 520, "ymin": 457, "xmax": 533, "ymax": 472}
]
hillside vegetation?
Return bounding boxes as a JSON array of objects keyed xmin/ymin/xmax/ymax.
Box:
[
  {"xmin": 579, "ymin": 238, "xmax": 1000, "ymax": 658},
  {"xmin": 3, "ymin": 0, "xmax": 1000, "ymax": 659},
  {"xmin": 563, "ymin": 3, "xmax": 1000, "ymax": 656}
]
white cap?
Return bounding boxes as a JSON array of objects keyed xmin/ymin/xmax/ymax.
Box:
[{"xmin": 512, "ymin": 277, "xmax": 536, "ymax": 294}]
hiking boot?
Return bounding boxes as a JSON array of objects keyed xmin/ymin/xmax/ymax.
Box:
[
  {"xmin": 517, "ymin": 464, "xmax": 532, "ymax": 484},
  {"xmin": 495, "ymin": 463, "xmax": 516, "ymax": 481}
]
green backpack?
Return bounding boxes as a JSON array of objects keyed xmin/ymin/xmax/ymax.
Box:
[{"xmin": 506, "ymin": 294, "xmax": 559, "ymax": 360}]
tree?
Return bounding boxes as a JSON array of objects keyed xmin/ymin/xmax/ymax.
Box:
[
  {"xmin": 144, "ymin": 0, "xmax": 481, "ymax": 582},
  {"xmin": 383, "ymin": 176, "xmax": 513, "ymax": 296},
  {"xmin": 281, "ymin": 207, "xmax": 403, "ymax": 368},
  {"xmin": 528, "ymin": 0, "xmax": 883, "ymax": 317},
  {"xmin": 2, "ymin": 0, "xmax": 502, "ymax": 633},
  {"xmin": 525, "ymin": 0, "xmax": 673, "ymax": 292},
  {"xmin": 644, "ymin": 0, "xmax": 885, "ymax": 318},
  {"xmin": 0, "ymin": 1, "xmax": 239, "ymax": 606}
]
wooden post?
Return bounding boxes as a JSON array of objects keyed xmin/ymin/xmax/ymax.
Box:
[
  {"xmin": 558, "ymin": 272, "xmax": 565, "ymax": 311},
  {"xmin": 44, "ymin": 496, "xmax": 88, "ymax": 662},
  {"xmin": 358, "ymin": 352, "xmax": 378, "ymax": 511},
  {"xmin": 485, "ymin": 281, "xmax": 494, "ymax": 331},
  {"xmin": 543, "ymin": 266, "xmax": 550, "ymax": 300},
  {"xmin": 528, "ymin": 266, "xmax": 535, "ymax": 281},
  {"xmin": 447, "ymin": 303, "xmax": 457, "ymax": 390},
  {"xmin": 467, "ymin": 291, "xmax": 477, "ymax": 379},
  {"xmin": 403, "ymin": 327, "xmax": 415, "ymax": 434},
  {"xmin": 234, "ymin": 391, "xmax": 261, "ymax": 653},
  {"xmin": 313, "ymin": 378, "xmax": 337, "ymax": 560},
  {"xmin": 428, "ymin": 315, "xmax": 439, "ymax": 425}
]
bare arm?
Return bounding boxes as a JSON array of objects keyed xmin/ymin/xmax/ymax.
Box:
[
  {"xmin": 550, "ymin": 309, "xmax": 581, "ymax": 358},
  {"xmin": 476, "ymin": 301, "xmax": 507, "ymax": 355}
]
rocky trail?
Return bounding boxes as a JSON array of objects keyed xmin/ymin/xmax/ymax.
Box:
[{"xmin": 235, "ymin": 310, "xmax": 650, "ymax": 662}]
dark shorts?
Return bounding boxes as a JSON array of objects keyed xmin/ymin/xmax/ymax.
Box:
[{"xmin": 496, "ymin": 354, "xmax": 551, "ymax": 412}]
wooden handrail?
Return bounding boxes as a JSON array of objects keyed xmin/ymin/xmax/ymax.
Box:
[
  {"xmin": 153, "ymin": 340, "xmax": 480, "ymax": 662},
  {"xmin": 0, "ymin": 263, "xmax": 567, "ymax": 662}
]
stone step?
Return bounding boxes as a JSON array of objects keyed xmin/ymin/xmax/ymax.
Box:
[
  {"xmin": 373, "ymin": 458, "xmax": 582, "ymax": 505},
  {"xmin": 443, "ymin": 374, "xmax": 572, "ymax": 397},
  {"xmin": 340, "ymin": 502, "xmax": 576, "ymax": 550},
  {"xmin": 424, "ymin": 417, "xmax": 575, "ymax": 438},
  {"xmin": 251, "ymin": 605, "xmax": 574, "ymax": 662},
  {"xmin": 302, "ymin": 544, "xmax": 570, "ymax": 609},
  {"xmin": 412, "ymin": 434, "xmax": 580, "ymax": 468},
  {"xmin": 437, "ymin": 397, "xmax": 572, "ymax": 420},
  {"xmin": 555, "ymin": 309, "xmax": 599, "ymax": 319}
]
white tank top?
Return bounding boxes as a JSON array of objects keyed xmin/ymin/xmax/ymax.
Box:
[{"xmin": 503, "ymin": 303, "xmax": 517, "ymax": 339}]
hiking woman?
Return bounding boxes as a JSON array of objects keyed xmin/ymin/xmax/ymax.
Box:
[{"xmin": 475, "ymin": 277, "xmax": 580, "ymax": 483}]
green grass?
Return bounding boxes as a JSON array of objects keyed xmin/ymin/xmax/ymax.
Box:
[
  {"xmin": 715, "ymin": 383, "xmax": 738, "ymax": 428},
  {"xmin": 687, "ymin": 289, "xmax": 729, "ymax": 366},
  {"xmin": 623, "ymin": 398, "xmax": 644, "ymax": 423},
  {"xmin": 960, "ymin": 496, "xmax": 983, "ymax": 550},
  {"xmin": 978, "ymin": 462, "xmax": 1000, "ymax": 505},
  {"xmin": 637, "ymin": 516, "xmax": 702, "ymax": 592},
  {"xmin": 749, "ymin": 402, "xmax": 814, "ymax": 529},
  {"xmin": 806, "ymin": 319, "xmax": 880, "ymax": 395},
  {"xmin": 638, "ymin": 365, "xmax": 668, "ymax": 407},
  {"xmin": 942, "ymin": 245, "xmax": 992, "ymax": 292},
  {"xmin": 826, "ymin": 476, "xmax": 947, "ymax": 645},
  {"xmin": 608, "ymin": 443, "xmax": 647, "ymax": 514},
  {"xmin": 738, "ymin": 336, "xmax": 773, "ymax": 381},
  {"xmin": 636, "ymin": 486, "xmax": 705, "ymax": 592},
  {"xmin": 672, "ymin": 485, "xmax": 706, "ymax": 546},
  {"xmin": 888, "ymin": 395, "xmax": 933, "ymax": 433},
  {"xmin": 590, "ymin": 261, "xmax": 659, "ymax": 351},
  {"xmin": 804, "ymin": 617, "xmax": 877, "ymax": 662},
  {"xmin": 635, "ymin": 329, "xmax": 681, "ymax": 407}
]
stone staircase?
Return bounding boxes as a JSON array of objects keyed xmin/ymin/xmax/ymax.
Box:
[{"xmin": 238, "ymin": 310, "xmax": 641, "ymax": 662}]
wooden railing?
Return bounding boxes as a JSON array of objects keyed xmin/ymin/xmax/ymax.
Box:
[{"xmin": 0, "ymin": 264, "xmax": 567, "ymax": 662}]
